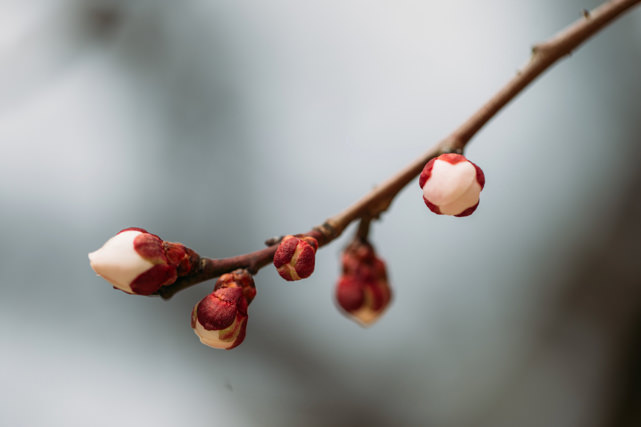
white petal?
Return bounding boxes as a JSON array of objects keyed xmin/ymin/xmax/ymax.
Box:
[
  {"xmin": 193, "ymin": 319, "xmax": 240, "ymax": 349},
  {"xmin": 350, "ymin": 307, "xmax": 381, "ymax": 327},
  {"xmin": 88, "ymin": 230, "xmax": 153, "ymax": 293},
  {"xmin": 423, "ymin": 159, "xmax": 476, "ymax": 206},
  {"xmin": 439, "ymin": 181, "xmax": 482, "ymax": 215}
]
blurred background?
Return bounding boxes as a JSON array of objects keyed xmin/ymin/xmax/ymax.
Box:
[{"xmin": 1, "ymin": 1, "xmax": 641, "ymax": 426}]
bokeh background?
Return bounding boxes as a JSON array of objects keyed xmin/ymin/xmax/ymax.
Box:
[{"xmin": 2, "ymin": 1, "xmax": 641, "ymax": 426}]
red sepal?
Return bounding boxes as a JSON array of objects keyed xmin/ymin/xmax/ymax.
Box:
[
  {"xmin": 130, "ymin": 264, "xmax": 177, "ymax": 295},
  {"xmin": 197, "ymin": 287, "xmax": 248, "ymax": 331},
  {"xmin": 336, "ymin": 276, "xmax": 365, "ymax": 312}
]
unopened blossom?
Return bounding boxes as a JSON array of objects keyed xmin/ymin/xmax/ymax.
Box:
[
  {"xmin": 192, "ymin": 270, "xmax": 255, "ymax": 350},
  {"xmin": 273, "ymin": 235, "xmax": 318, "ymax": 281},
  {"xmin": 335, "ymin": 240, "xmax": 392, "ymax": 326},
  {"xmin": 89, "ymin": 228, "xmax": 199, "ymax": 295},
  {"xmin": 419, "ymin": 153, "xmax": 485, "ymax": 217}
]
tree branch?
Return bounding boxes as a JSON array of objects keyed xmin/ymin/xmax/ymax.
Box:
[{"xmin": 158, "ymin": 0, "xmax": 641, "ymax": 299}]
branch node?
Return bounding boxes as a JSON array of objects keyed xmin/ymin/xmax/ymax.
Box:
[
  {"xmin": 531, "ymin": 43, "xmax": 548, "ymax": 57},
  {"xmin": 368, "ymin": 197, "xmax": 393, "ymax": 220},
  {"xmin": 583, "ymin": 9, "xmax": 591, "ymax": 19},
  {"xmin": 315, "ymin": 221, "xmax": 338, "ymax": 240},
  {"xmin": 264, "ymin": 236, "xmax": 283, "ymax": 246},
  {"xmin": 247, "ymin": 263, "xmax": 259, "ymax": 275}
]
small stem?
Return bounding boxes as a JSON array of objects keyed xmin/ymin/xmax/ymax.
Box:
[{"xmin": 356, "ymin": 217, "xmax": 372, "ymax": 242}]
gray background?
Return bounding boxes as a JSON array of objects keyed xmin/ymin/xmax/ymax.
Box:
[{"xmin": 2, "ymin": 1, "xmax": 641, "ymax": 426}]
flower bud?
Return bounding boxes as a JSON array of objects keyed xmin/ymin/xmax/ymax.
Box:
[
  {"xmin": 191, "ymin": 286, "xmax": 248, "ymax": 350},
  {"xmin": 419, "ymin": 153, "xmax": 485, "ymax": 217},
  {"xmin": 89, "ymin": 227, "xmax": 199, "ymax": 295},
  {"xmin": 335, "ymin": 240, "xmax": 392, "ymax": 326},
  {"xmin": 273, "ymin": 235, "xmax": 318, "ymax": 281}
]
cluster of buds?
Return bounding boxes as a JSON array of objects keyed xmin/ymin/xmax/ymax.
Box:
[
  {"xmin": 191, "ymin": 269, "xmax": 256, "ymax": 349},
  {"xmin": 89, "ymin": 228, "xmax": 199, "ymax": 295},
  {"xmin": 90, "ymin": 152, "xmax": 486, "ymax": 348},
  {"xmin": 335, "ymin": 239, "xmax": 392, "ymax": 326},
  {"xmin": 273, "ymin": 235, "xmax": 319, "ymax": 281},
  {"xmin": 419, "ymin": 153, "xmax": 485, "ymax": 217}
]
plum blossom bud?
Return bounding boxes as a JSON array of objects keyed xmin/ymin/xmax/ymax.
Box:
[
  {"xmin": 335, "ymin": 240, "xmax": 392, "ymax": 326},
  {"xmin": 273, "ymin": 235, "xmax": 318, "ymax": 281},
  {"xmin": 419, "ymin": 153, "xmax": 485, "ymax": 217},
  {"xmin": 89, "ymin": 227, "xmax": 199, "ymax": 295},
  {"xmin": 191, "ymin": 271, "xmax": 255, "ymax": 350}
]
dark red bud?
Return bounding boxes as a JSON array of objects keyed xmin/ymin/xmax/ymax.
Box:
[
  {"xmin": 197, "ymin": 287, "xmax": 248, "ymax": 331},
  {"xmin": 273, "ymin": 235, "xmax": 318, "ymax": 281},
  {"xmin": 335, "ymin": 239, "xmax": 392, "ymax": 326},
  {"xmin": 192, "ymin": 286, "xmax": 249, "ymax": 349}
]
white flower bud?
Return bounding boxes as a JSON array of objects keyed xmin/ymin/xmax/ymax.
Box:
[
  {"xmin": 89, "ymin": 228, "xmax": 190, "ymax": 295},
  {"xmin": 419, "ymin": 153, "xmax": 485, "ymax": 217}
]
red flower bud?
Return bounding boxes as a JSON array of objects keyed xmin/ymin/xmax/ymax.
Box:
[
  {"xmin": 419, "ymin": 153, "xmax": 485, "ymax": 217},
  {"xmin": 89, "ymin": 228, "xmax": 199, "ymax": 295},
  {"xmin": 335, "ymin": 240, "xmax": 392, "ymax": 326},
  {"xmin": 191, "ymin": 286, "xmax": 248, "ymax": 350},
  {"xmin": 273, "ymin": 235, "xmax": 318, "ymax": 281}
]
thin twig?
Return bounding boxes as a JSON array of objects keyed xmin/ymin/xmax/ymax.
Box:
[
  {"xmin": 158, "ymin": 0, "xmax": 641, "ymax": 299},
  {"xmin": 356, "ymin": 217, "xmax": 372, "ymax": 242}
]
